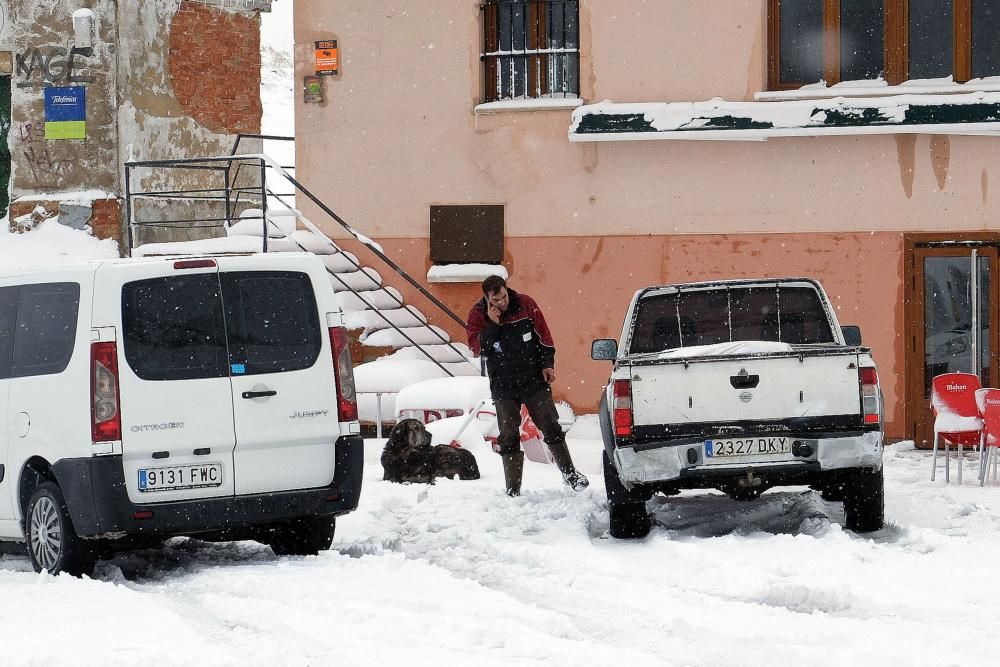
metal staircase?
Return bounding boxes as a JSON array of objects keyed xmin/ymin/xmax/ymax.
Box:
[{"xmin": 124, "ymin": 135, "xmax": 483, "ymax": 430}]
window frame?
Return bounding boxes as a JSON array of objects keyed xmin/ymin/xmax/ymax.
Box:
[
  {"xmin": 481, "ymin": 0, "xmax": 580, "ymax": 103},
  {"xmin": 768, "ymin": 0, "xmax": 975, "ymax": 90}
]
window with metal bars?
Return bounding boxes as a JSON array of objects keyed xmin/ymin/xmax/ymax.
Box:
[{"xmin": 481, "ymin": 0, "xmax": 580, "ymax": 102}]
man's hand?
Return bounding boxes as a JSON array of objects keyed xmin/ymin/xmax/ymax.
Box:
[
  {"xmin": 542, "ymin": 368, "xmax": 556, "ymax": 384},
  {"xmin": 487, "ymin": 304, "xmax": 501, "ymax": 324}
]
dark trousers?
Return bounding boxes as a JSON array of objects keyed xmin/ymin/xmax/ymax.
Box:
[{"xmin": 494, "ymin": 388, "xmax": 565, "ymax": 456}]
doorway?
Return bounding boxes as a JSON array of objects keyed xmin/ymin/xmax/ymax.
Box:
[{"xmin": 906, "ymin": 238, "xmax": 1000, "ymax": 446}]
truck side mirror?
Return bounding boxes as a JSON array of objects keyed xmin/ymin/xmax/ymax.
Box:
[
  {"xmin": 841, "ymin": 325, "xmax": 862, "ymax": 346},
  {"xmin": 591, "ymin": 339, "xmax": 618, "ymax": 360}
]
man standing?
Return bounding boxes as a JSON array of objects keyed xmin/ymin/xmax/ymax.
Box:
[{"xmin": 466, "ymin": 275, "xmax": 589, "ymax": 496}]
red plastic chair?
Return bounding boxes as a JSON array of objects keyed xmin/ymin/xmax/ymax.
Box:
[
  {"xmin": 976, "ymin": 388, "xmax": 1000, "ymax": 485},
  {"xmin": 931, "ymin": 372, "xmax": 983, "ymax": 484}
]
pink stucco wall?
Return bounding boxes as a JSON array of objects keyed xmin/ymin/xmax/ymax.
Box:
[{"xmin": 294, "ymin": 1, "xmax": 1000, "ymax": 438}]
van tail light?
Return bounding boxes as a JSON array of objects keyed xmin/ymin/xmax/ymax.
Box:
[
  {"xmin": 91, "ymin": 342, "xmax": 122, "ymax": 442},
  {"xmin": 328, "ymin": 327, "xmax": 358, "ymax": 422},
  {"xmin": 860, "ymin": 367, "xmax": 880, "ymax": 425},
  {"xmin": 613, "ymin": 379, "xmax": 633, "ymax": 438}
]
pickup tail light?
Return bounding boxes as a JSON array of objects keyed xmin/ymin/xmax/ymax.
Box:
[
  {"xmin": 329, "ymin": 326, "xmax": 359, "ymax": 422},
  {"xmin": 91, "ymin": 342, "xmax": 123, "ymax": 442},
  {"xmin": 612, "ymin": 379, "xmax": 633, "ymax": 438},
  {"xmin": 860, "ymin": 367, "xmax": 880, "ymax": 425}
]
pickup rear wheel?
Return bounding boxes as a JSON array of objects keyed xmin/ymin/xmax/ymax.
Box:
[
  {"xmin": 603, "ymin": 451, "xmax": 651, "ymax": 539},
  {"xmin": 843, "ymin": 467, "xmax": 884, "ymax": 533},
  {"xmin": 609, "ymin": 501, "xmax": 650, "ymax": 539}
]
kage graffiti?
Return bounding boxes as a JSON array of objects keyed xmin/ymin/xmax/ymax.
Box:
[{"xmin": 16, "ymin": 46, "xmax": 96, "ymax": 89}]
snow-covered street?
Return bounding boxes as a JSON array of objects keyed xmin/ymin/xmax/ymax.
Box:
[{"xmin": 2, "ymin": 417, "xmax": 998, "ymax": 666}]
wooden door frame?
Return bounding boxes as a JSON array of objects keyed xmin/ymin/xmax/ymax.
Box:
[{"xmin": 905, "ymin": 233, "xmax": 1000, "ymax": 445}]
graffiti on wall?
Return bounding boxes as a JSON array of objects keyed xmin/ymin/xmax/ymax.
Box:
[
  {"xmin": 15, "ymin": 46, "xmax": 96, "ymax": 89},
  {"xmin": 17, "ymin": 121, "xmax": 75, "ymax": 185}
]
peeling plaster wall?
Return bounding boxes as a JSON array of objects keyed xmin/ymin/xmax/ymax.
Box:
[
  {"xmin": 10, "ymin": 0, "xmax": 117, "ymax": 195},
  {"xmin": 116, "ymin": 0, "xmax": 262, "ymax": 244}
]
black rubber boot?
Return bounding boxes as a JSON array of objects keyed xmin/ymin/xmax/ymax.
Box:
[
  {"xmin": 502, "ymin": 451, "xmax": 524, "ymax": 497},
  {"xmin": 547, "ymin": 440, "xmax": 590, "ymax": 491}
]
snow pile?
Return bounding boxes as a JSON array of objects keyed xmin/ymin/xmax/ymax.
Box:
[{"xmin": 0, "ymin": 219, "xmax": 119, "ymax": 269}]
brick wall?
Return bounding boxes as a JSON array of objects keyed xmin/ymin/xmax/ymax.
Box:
[{"xmin": 168, "ymin": 1, "xmax": 262, "ymax": 134}]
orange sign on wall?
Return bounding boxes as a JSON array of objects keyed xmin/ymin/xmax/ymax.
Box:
[{"xmin": 315, "ymin": 40, "xmax": 339, "ymax": 76}]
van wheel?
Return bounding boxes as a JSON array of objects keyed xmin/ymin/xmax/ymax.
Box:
[
  {"xmin": 843, "ymin": 467, "xmax": 885, "ymax": 533},
  {"xmin": 267, "ymin": 517, "xmax": 336, "ymax": 556},
  {"xmin": 26, "ymin": 482, "xmax": 95, "ymax": 577},
  {"xmin": 609, "ymin": 501, "xmax": 650, "ymax": 539}
]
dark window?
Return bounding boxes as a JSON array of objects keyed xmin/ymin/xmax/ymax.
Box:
[
  {"xmin": 220, "ymin": 271, "xmax": 321, "ymax": 375},
  {"xmin": 12, "ymin": 283, "xmax": 80, "ymax": 378},
  {"xmin": 481, "ymin": 0, "xmax": 579, "ymax": 102},
  {"xmin": 430, "ymin": 205, "xmax": 504, "ymax": 264},
  {"xmin": 629, "ymin": 285, "xmax": 834, "ymax": 354},
  {"xmin": 909, "ymin": 0, "xmax": 952, "ymax": 79},
  {"xmin": 841, "ymin": 0, "xmax": 885, "ymax": 80},
  {"xmin": 122, "ymin": 274, "xmax": 229, "ymax": 381},
  {"xmin": 779, "ymin": 0, "xmax": 824, "ymax": 83},
  {"xmin": 972, "ymin": 0, "xmax": 1000, "ymax": 79},
  {"xmin": 770, "ymin": 0, "xmax": 999, "ymax": 88},
  {"xmin": 0, "ymin": 286, "xmax": 18, "ymax": 379}
]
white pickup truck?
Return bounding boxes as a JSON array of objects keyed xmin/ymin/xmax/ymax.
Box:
[{"xmin": 592, "ymin": 278, "xmax": 884, "ymax": 538}]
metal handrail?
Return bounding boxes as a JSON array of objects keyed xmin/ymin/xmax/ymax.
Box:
[{"xmin": 123, "ymin": 152, "xmax": 481, "ymax": 378}]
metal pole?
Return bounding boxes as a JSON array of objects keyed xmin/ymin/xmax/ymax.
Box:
[
  {"xmin": 972, "ymin": 249, "xmax": 979, "ymax": 378},
  {"xmin": 259, "ymin": 158, "xmax": 269, "ymax": 253},
  {"xmin": 124, "ymin": 165, "xmax": 134, "ymax": 255},
  {"xmin": 376, "ymin": 393, "xmax": 383, "ymax": 439}
]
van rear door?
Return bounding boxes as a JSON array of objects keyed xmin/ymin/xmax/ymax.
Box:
[
  {"xmin": 105, "ymin": 261, "xmax": 237, "ymax": 504},
  {"xmin": 216, "ymin": 256, "xmax": 339, "ymax": 495}
]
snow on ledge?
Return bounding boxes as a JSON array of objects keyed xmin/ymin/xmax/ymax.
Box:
[
  {"xmin": 428, "ymin": 263, "xmax": 508, "ymax": 284},
  {"xmin": 756, "ymin": 75, "xmax": 1000, "ymax": 102},
  {"xmin": 14, "ymin": 190, "xmax": 116, "ymax": 205},
  {"xmin": 570, "ymin": 92, "xmax": 1000, "ymax": 142},
  {"xmin": 476, "ymin": 97, "xmax": 583, "ymax": 114}
]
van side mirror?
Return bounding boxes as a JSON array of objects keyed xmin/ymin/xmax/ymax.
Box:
[
  {"xmin": 591, "ymin": 339, "xmax": 618, "ymax": 360},
  {"xmin": 841, "ymin": 325, "xmax": 862, "ymax": 346}
]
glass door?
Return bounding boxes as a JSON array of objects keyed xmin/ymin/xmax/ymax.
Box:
[{"xmin": 912, "ymin": 246, "xmax": 999, "ymax": 446}]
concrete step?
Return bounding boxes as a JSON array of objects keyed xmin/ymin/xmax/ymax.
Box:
[
  {"xmin": 329, "ymin": 268, "xmax": 382, "ymax": 293},
  {"xmin": 343, "ymin": 307, "xmax": 427, "ymax": 332},
  {"xmin": 362, "ymin": 325, "xmax": 450, "ymax": 348},
  {"xmin": 336, "ymin": 287, "xmax": 403, "ymax": 312}
]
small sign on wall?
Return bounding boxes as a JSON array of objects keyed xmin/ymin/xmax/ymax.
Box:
[
  {"xmin": 44, "ymin": 86, "xmax": 86, "ymax": 140},
  {"xmin": 315, "ymin": 39, "xmax": 339, "ymax": 76},
  {"xmin": 303, "ymin": 75, "xmax": 323, "ymax": 104}
]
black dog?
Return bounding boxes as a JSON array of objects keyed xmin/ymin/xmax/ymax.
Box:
[{"xmin": 381, "ymin": 418, "xmax": 480, "ymax": 484}]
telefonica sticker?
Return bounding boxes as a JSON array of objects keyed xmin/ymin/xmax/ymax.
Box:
[{"xmin": 44, "ymin": 86, "xmax": 87, "ymax": 140}]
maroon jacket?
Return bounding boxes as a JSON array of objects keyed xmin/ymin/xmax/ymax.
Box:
[{"xmin": 466, "ymin": 289, "xmax": 555, "ymax": 400}]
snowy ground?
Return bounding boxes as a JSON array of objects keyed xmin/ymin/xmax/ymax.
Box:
[{"xmin": 2, "ymin": 417, "xmax": 1000, "ymax": 666}]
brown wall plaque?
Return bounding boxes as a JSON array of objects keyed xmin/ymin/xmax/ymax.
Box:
[{"xmin": 429, "ymin": 205, "xmax": 504, "ymax": 263}]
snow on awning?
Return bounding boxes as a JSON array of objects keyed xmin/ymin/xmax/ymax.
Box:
[{"xmin": 569, "ymin": 92, "xmax": 1000, "ymax": 142}]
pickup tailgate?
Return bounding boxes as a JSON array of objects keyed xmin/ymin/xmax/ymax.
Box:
[{"xmin": 630, "ymin": 351, "xmax": 862, "ymax": 430}]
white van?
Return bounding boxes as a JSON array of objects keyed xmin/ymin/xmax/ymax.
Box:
[{"xmin": 0, "ymin": 253, "xmax": 363, "ymax": 575}]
